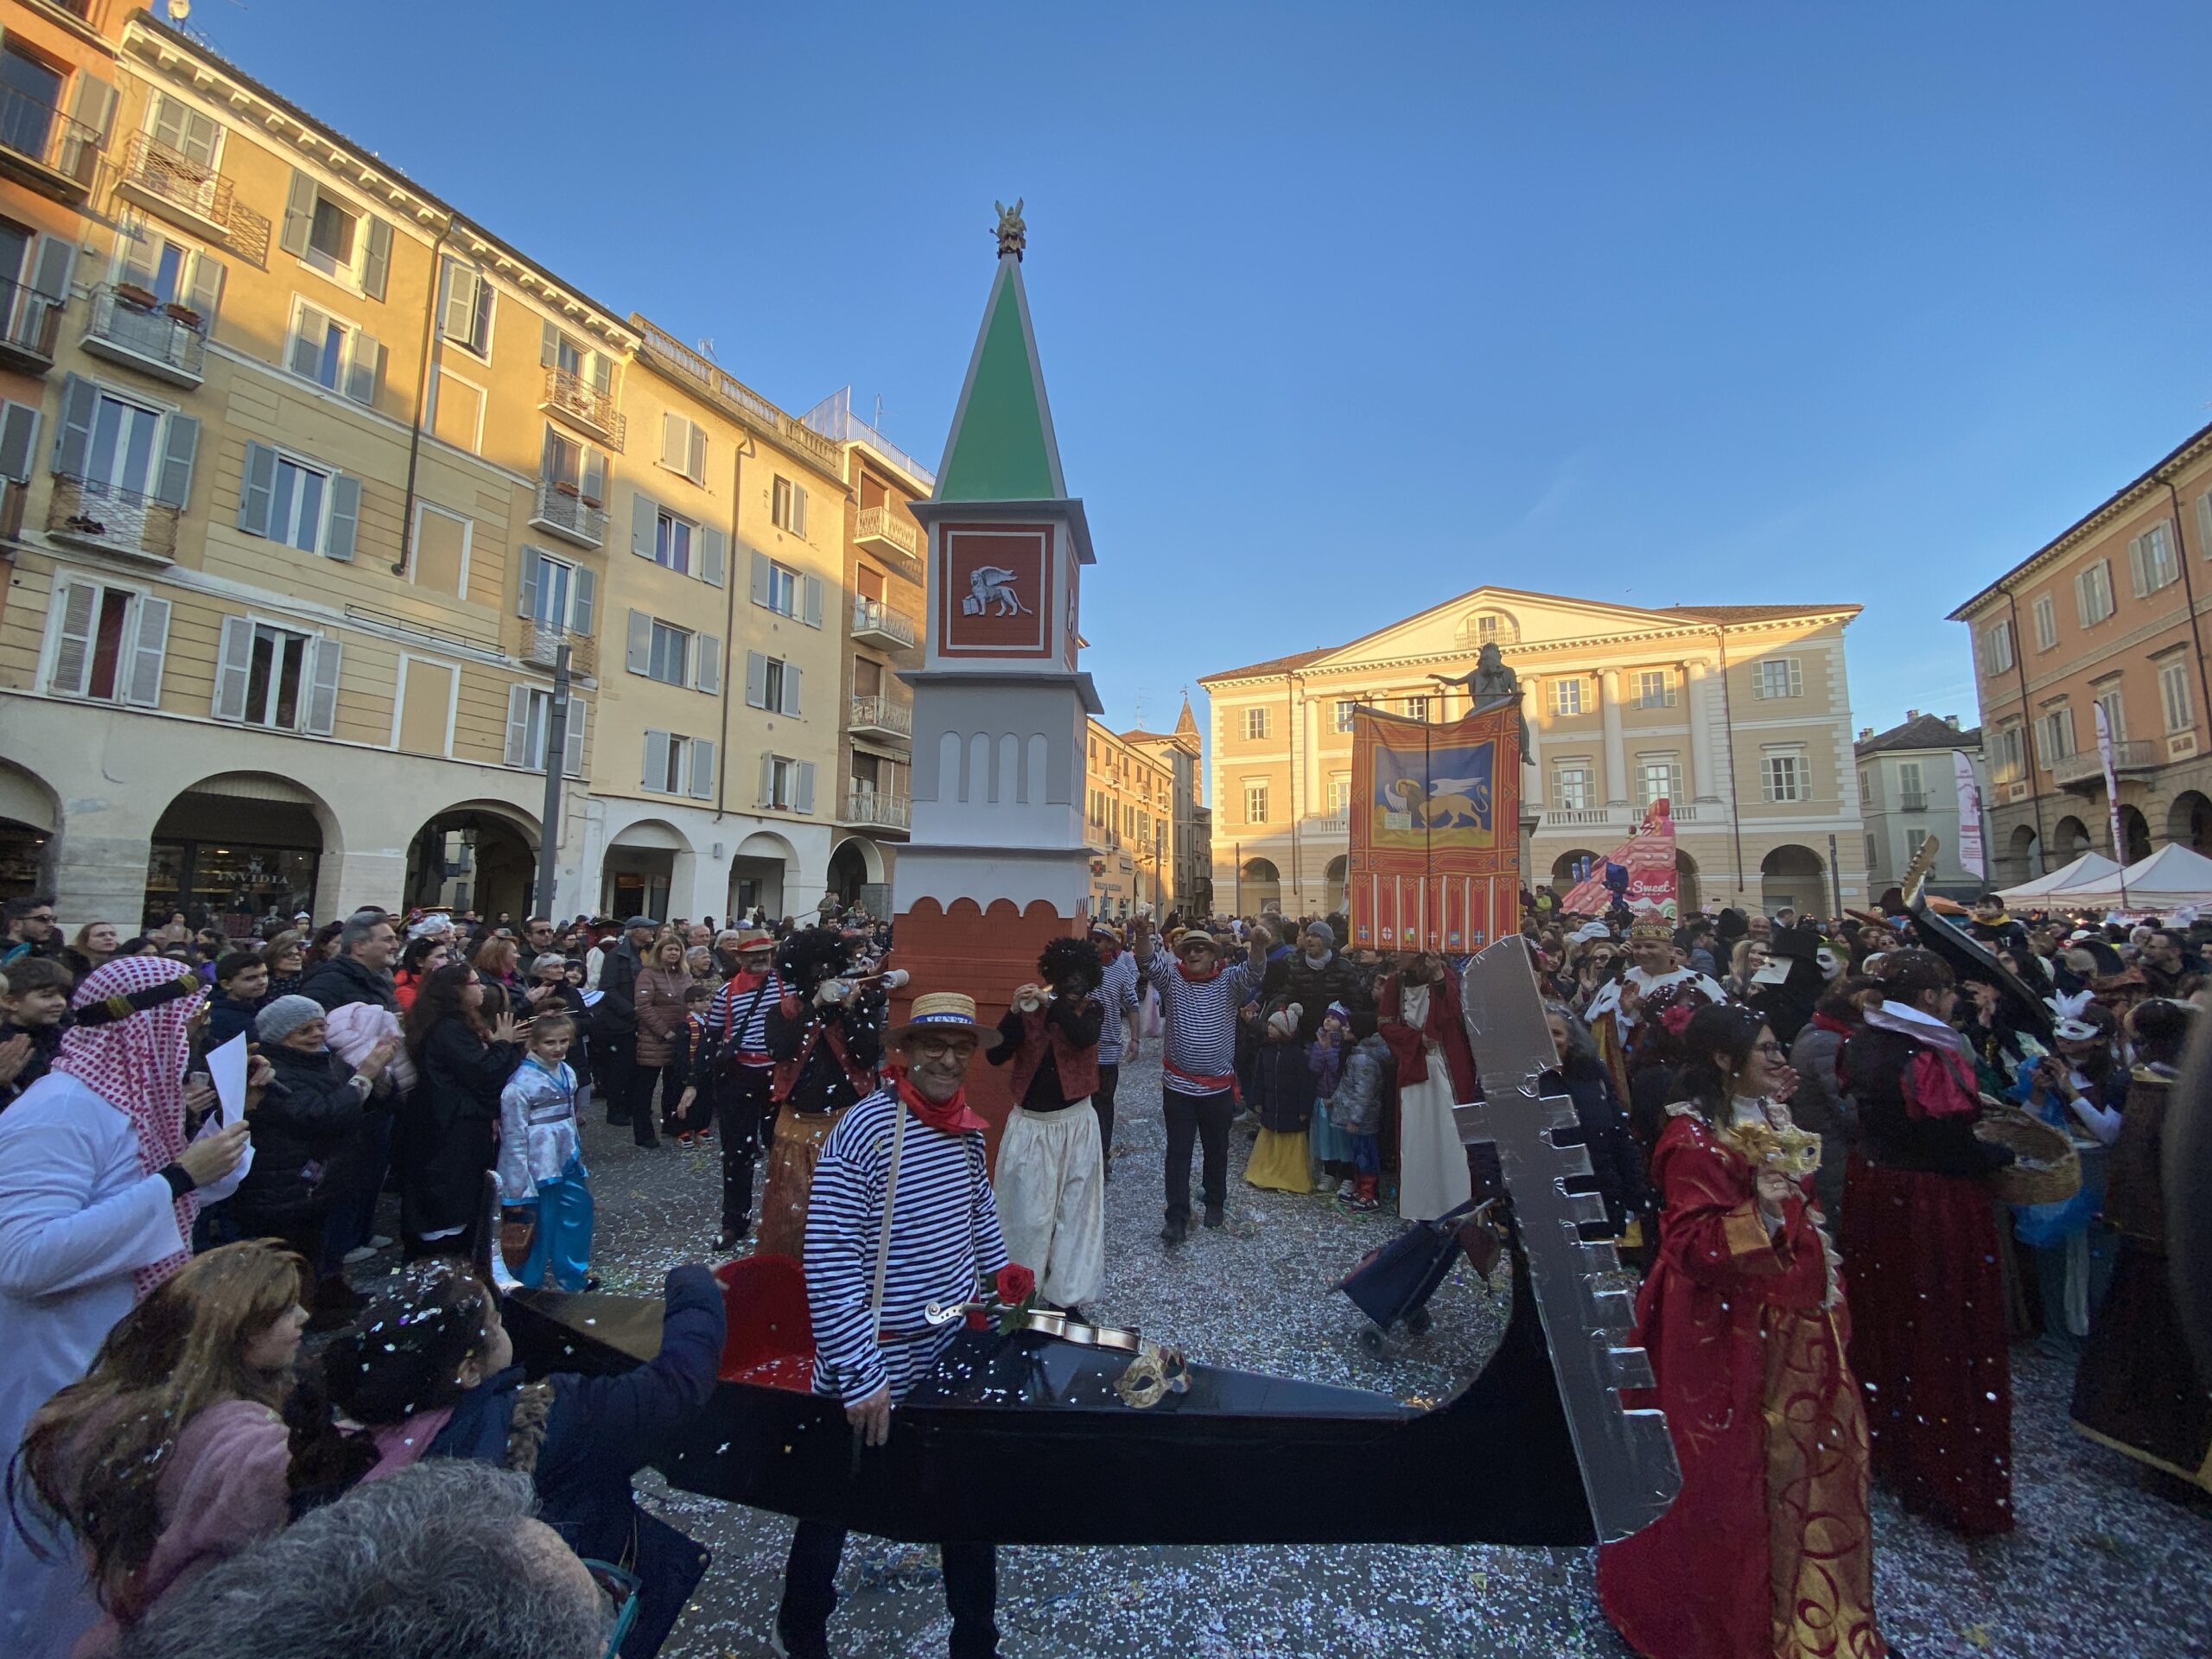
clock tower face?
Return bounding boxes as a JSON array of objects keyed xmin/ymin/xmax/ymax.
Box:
[{"xmin": 937, "ymin": 524, "xmax": 1058, "ymax": 660}]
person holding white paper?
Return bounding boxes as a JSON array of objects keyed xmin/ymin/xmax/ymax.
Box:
[{"xmin": 0, "ymin": 957, "xmax": 267, "ymax": 1659}]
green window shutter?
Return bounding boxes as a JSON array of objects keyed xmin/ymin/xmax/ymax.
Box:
[
  {"xmin": 687, "ymin": 423, "xmax": 706, "ymax": 482},
  {"xmin": 562, "ymin": 698, "xmax": 586, "ymax": 777},
  {"xmin": 237, "ymin": 442, "xmax": 277, "ymax": 535},
  {"xmin": 642, "ymin": 729, "xmax": 670, "ymax": 791},
  {"xmin": 795, "ymin": 760, "xmax": 816, "ymax": 814},
  {"xmin": 749, "ymin": 550, "xmax": 770, "ymax": 607},
  {"xmin": 362, "ymin": 216, "xmax": 392, "ymax": 301},
  {"xmin": 801, "ymin": 575, "xmax": 823, "ymax": 628},
  {"xmin": 303, "ymin": 636, "xmax": 342, "ymax": 734},
  {"xmin": 0, "ymin": 400, "xmax": 39, "ymax": 482},
  {"xmin": 631, "ymin": 491, "xmax": 656, "ymax": 560},
  {"xmin": 571, "ymin": 565, "xmax": 596, "ymax": 636},
  {"xmin": 213, "ymin": 615, "xmax": 253, "ymax": 721},
  {"xmin": 280, "ymin": 169, "xmax": 316, "ymax": 258},
  {"xmin": 325, "ymin": 474, "xmax": 361, "ymax": 561},
  {"xmin": 781, "ymin": 663, "xmax": 802, "ymax": 717},
  {"xmin": 540, "ymin": 319, "xmax": 560, "ymax": 367},
  {"xmin": 54, "ymin": 374, "xmax": 97, "ymax": 477},
  {"xmin": 699, "ymin": 526, "xmax": 726, "ymax": 588},
  {"xmin": 745, "ymin": 650, "xmax": 766, "ymax": 709},
  {"xmin": 758, "ymin": 751, "xmax": 775, "ymax": 808},
  {"xmin": 696, "ymin": 632, "xmax": 721, "ymax": 695},
  {"xmin": 515, "ymin": 544, "xmax": 541, "ymax": 619},
  {"xmin": 504, "ymin": 683, "xmax": 531, "ymax": 766},
  {"xmin": 188, "ymin": 252, "xmax": 225, "ymax": 331},
  {"xmin": 690, "ymin": 739, "xmax": 716, "ymax": 800},
  {"xmin": 154, "ymin": 413, "xmax": 199, "ymax": 508},
  {"xmin": 153, "ymin": 93, "xmax": 189, "ymax": 154},
  {"xmin": 346, "ymin": 334, "xmax": 384, "ymax": 405},
  {"xmin": 626, "ymin": 608, "xmax": 651, "ymax": 675}
]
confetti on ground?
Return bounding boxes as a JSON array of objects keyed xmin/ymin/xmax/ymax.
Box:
[{"xmin": 353, "ymin": 1051, "xmax": 2212, "ymax": 1656}]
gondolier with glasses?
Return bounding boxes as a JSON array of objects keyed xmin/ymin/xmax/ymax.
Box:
[{"xmin": 774, "ymin": 989, "xmax": 1032, "ymax": 1659}]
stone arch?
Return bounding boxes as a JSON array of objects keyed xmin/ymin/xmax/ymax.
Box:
[
  {"xmin": 730, "ymin": 828, "xmax": 798, "ymax": 921},
  {"xmin": 149, "ymin": 772, "xmax": 343, "ymax": 934},
  {"xmin": 1675, "ymin": 849, "xmax": 1700, "ymax": 915},
  {"xmin": 830, "ymin": 835, "xmax": 887, "ymax": 887},
  {"xmin": 2052, "ymin": 815, "xmax": 2093, "ymax": 857},
  {"xmin": 0, "ymin": 759, "xmax": 61, "ymax": 902},
  {"xmin": 2118, "ymin": 804, "xmax": 2152, "ymax": 863},
  {"xmin": 2005, "ymin": 823, "xmax": 2040, "ymax": 887},
  {"xmin": 1240, "ymin": 856, "xmax": 1281, "ymax": 917},
  {"xmin": 1324, "ymin": 854, "xmax": 1349, "ymax": 914},
  {"xmin": 2171, "ymin": 791, "xmax": 2212, "ymax": 854},
  {"xmin": 1758, "ymin": 843, "xmax": 1826, "ymax": 917},
  {"xmin": 404, "ymin": 798, "xmax": 542, "ymax": 919},
  {"xmin": 602, "ymin": 817, "xmax": 694, "ymax": 923}
]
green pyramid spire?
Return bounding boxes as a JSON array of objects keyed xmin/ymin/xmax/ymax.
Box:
[{"xmin": 934, "ymin": 248, "xmax": 1065, "ymax": 503}]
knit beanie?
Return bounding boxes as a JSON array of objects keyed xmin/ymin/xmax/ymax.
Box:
[
  {"xmin": 256, "ymin": 994, "xmax": 327, "ymax": 1044},
  {"xmin": 1304, "ymin": 920, "xmax": 1334, "ymax": 949}
]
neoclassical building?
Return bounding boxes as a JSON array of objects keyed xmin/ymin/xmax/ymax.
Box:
[{"xmin": 1198, "ymin": 587, "xmax": 1868, "ymax": 920}]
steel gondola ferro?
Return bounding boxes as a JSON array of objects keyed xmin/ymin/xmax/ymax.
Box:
[{"xmin": 496, "ymin": 938, "xmax": 1681, "ymax": 1547}]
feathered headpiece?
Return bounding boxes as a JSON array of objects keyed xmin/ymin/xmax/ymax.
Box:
[
  {"xmin": 775, "ymin": 926, "xmax": 859, "ymax": 995},
  {"xmin": 1038, "ymin": 935, "xmax": 1103, "ymax": 995}
]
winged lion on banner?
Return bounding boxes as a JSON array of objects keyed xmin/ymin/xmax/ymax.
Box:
[
  {"xmin": 963, "ymin": 565, "xmax": 1032, "ymax": 617},
  {"xmin": 1384, "ymin": 774, "xmax": 1491, "ymax": 830}
]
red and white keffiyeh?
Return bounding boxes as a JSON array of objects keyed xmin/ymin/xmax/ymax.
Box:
[{"xmin": 53, "ymin": 956, "xmax": 209, "ymax": 1298}]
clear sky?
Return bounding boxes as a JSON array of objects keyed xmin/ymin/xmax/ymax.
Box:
[{"xmin": 191, "ymin": 0, "xmax": 2212, "ymax": 746}]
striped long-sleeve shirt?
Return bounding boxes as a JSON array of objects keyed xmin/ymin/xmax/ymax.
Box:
[
  {"xmin": 1095, "ymin": 950, "xmax": 1141, "ymax": 1066},
  {"xmin": 804, "ymin": 1088, "xmax": 1009, "ymax": 1403},
  {"xmin": 1142, "ymin": 952, "xmax": 1261, "ymax": 1096},
  {"xmin": 702, "ymin": 970, "xmax": 785, "ymax": 1066}
]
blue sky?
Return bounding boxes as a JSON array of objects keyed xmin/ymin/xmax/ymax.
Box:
[{"xmin": 196, "ymin": 1, "xmax": 2212, "ymax": 744}]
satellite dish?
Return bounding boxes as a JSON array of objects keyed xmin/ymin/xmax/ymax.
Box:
[{"xmin": 167, "ymin": 0, "xmax": 190, "ymax": 17}]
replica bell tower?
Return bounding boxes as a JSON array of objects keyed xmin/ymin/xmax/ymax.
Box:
[{"xmin": 890, "ymin": 205, "xmax": 1103, "ymax": 1138}]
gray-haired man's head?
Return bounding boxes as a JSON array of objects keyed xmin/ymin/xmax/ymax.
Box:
[
  {"xmin": 340, "ymin": 913, "xmax": 397, "ymax": 972},
  {"xmin": 118, "ymin": 1462, "xmax": 608, "ymax": 1659}
]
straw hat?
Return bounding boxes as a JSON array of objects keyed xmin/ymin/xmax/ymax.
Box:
[
  {"xmin": 888, "ymin": 990, "xmax": 990, "ymax": 1042},
  {"xmin": 732, "ymin": 927, "xmax": 775, "ymax": 952}
]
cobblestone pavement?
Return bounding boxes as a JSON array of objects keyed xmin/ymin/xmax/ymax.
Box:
[{"xmin": 444, "ymin": 1049, "xmax": 2212, "ymax": 1659}]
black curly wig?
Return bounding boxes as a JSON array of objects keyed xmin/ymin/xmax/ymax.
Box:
[
  {"xmin": 1038, "ymin": 935, "xmax": 1103, "ymax": 995},
  {"xmin": 776, "ymin": 926, "xmax": 860, "ymax": 994}
]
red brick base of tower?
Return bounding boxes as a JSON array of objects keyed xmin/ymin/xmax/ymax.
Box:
[{"xmin": 888, "ymin": 897, "xmax": 1084, "ymax": 1164}]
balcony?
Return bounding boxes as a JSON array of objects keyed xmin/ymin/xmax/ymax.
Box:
[
  {"xmin": 0, "ymin": 275, "xmax": 62, "ymax": 373},
  {"xmin": 0, "ymin": 84, "xmax": 100, "ymax": 201},
  {"xmin": 516, "ymin": 620, "xmax": 598, "ymax": 679},
  {"xmin": 81, "ymin": 285, "xmax": 207, "ymax": 388},
  {"xmin": 849, "ymin": 694, "xmax": 913, "ymax": 741},
  {"xmin": 1897, "ymin": 793, "xmax": 1929, "ymax": 813},
  {"xmin": 114, "ymin": 134, "xmax": 273, "ymax": 265},
  {"xmin": 529, "ymin": 478, "xmax": 607, "ymax": 550},
  {"xmin": 1300, "ymin": 812, "xmax": 1349, "ymax": 837},
  {"xmin": 855, "ymin": 505, "xmax": 921, "ymax": 562},
  {"xmin": 849, "ymin": 594, "xmax": 917, "ymax": 651},
  {"xmin": 2053, "ymin": 741, "xmax": 2157, "ymax": 792},
  {"xmin": 540, "ymin": 367, "xmax": 626, "ymax": 450},
  {"xmin": 842, "ymin": 791, "xmax": 911, "ymax": 832},
  {"xmin": 48, "ymin": 475, "xmax": 178, "ymax": 563}
]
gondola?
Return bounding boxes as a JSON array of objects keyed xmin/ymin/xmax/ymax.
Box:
[{"xmin": 501, "ymin": 936, "xmax": 1681, "ymax": 1548}]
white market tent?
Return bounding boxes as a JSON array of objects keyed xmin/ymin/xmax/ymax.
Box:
[
  {"xmin": 1994, "ymin": 850, "xmax": 2121, "ymax": 906},
  {"xmin": 2041, "ymin": 842, "xmax": 2212, "ymax": 912}
]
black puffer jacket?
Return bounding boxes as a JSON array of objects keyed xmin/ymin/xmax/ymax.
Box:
[
  {"xmin": 297, "ymin": 953, "xmax": 398, "ymax": 1014},
  {"xmin": 401, "ymin": 1016, "xmax": 523, "ymax": 1235},
  {"xmin": 233, "ymin": 1044, "xmax": 372, "ymax": 1230},
  {"xmin": 1278, "ymin": 950, "xmax": 1371, "ymax": 1043},
  {"xmin": 1543, "ymin": 1052, "xmax": 1652, "ymax": 1234}
]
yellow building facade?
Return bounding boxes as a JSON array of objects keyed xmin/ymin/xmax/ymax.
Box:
[
  {"xmin": 1084, "ymin": 715, "xmax": 1176, "ymax": 919},
  {"xmin": 0, "ymin": 8, "xmax": 898, "ymax": 931},
  {"xmin": 1198, "ymin": 586, "xmax": 1868, "ymax": 920}
]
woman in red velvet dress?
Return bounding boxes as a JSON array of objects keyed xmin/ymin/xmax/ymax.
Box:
[
  {"xmin": 1598, "ymin": 1003, "xmax": 1885, "ymax": 1659},
  {"xmin": 1839, "ymin": 947, "xmax": 2015, "ymax": 1536}
]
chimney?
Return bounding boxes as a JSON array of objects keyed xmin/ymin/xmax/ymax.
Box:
[
  {"xmin": 1858, "ymin": 727, "xmax": 1873, "ymax": 741},
  {"xmin": 1946, "ymin": 714, "xmax": 1961, "ymax": 729},
  {"xmin": 1906, "ymin": 709, "xmax": 1919, "ymax": 721}
]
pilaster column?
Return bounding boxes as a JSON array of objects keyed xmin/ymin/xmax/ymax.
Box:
[
  {"xmin": 1520, "ymin": 675, "xmax": 1542, "ymax": 784},
  {"xmin": 1600, "ymin": 669, "xmax": 1628, "ymax": 805},
  {"xmin": 1685, "ymin": 658, "xmax": 1718, "ymax": 799}
]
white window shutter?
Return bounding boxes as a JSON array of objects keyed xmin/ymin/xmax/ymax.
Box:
[
  {"xmin": 440, "ymin": 262, "xmax": 473, "ymax": 342},
  {"xmin": 750, "ymin": 550, "xmax": 771, "ymax": 607},
  {"xmin": 690, "ymin": 739, "xmax": 716, "ymax": 799},
  {"xmin": 802, "ymin": 575, "xmax": 823, "ymax": 627},
  {"xmin": 631, "ymin": 491, "xmax": 656, "ymax": 560},
  {"xmin": 2197, "ymin": 493, "xmax": 2212, "ymax": 559},
  {"xmin": 280, "ymin": 169, "xmax": 315, "ymax": 257},
  {"xmin": 155, "ymin": 413, "xmax": 199, "ymax": 508},
  {"xmin": 124, "ymin": 595, "xmax": 169, "ymax": 709},
  {"xmin": 643, "ymin": 728, "xmax": 671, "ymax": 791},
  {"xmin": 746, "ymin": 651, "xmax": 766, "ymax": 709},
  {"xmin": 660, "ymin": 411, "xmax": 683, "ymax": 472},
  {"xmin": 699, "ymin": 527, "xmax": 726, "ymax": 588},
  {"xmin": 759, "ymin": 750, "xmax": 775, "ymax": 808},
  {"xmin": 571, "ymin": 565, "xmax": 594, "ymax": 635},
  {"xmin": 626, "ymin": 608, "xmax": 652, "ymax": 675},
  {"xmin": 238, "ymin": 442, "xmax": 277, "ymax": 535},
  {"xmin": 304, "ymin": 637, "xmax": 342, "ymax": 734},
  {"xmin": 0, "ymin": 400, "xmax": 39, "ymax": 482},
  {"xmin": 515, "ymin": 545, "xmax": 541, "ymax": 619},
  {"xmin": 48, "ymin": 581, "xmax": 96, "ymax": 696},
  {"xmin": 2129, "ymin": 536, "xmax": 2148, "ymax": 598},
  {"xmin": 505, "ymin": 683, "xmax": 532, "ymax": 766},
  {"xmin": 213, "ymin": 615, "xmax": 253, "ymax": 721},
  {"xmin": 325, "ymin": 474, "xmax": 361, "ymax": 561},
  {"xmin": 795, "ymin": 760, "xmax": 816, "ymax": 814},
  {"xmin": 696, "ymin": 633, "xmax": 721, "ymax": 695},
  {"xmin": 782, "ymin": 662, "xmax": 802, "ymax": 717},
  {"xmin": 687, "ymin": 423, "xmax": 706, "ymax": 482},
  {"xmin": 563, "ymin": 697, "xmax": 586, "ymax": 777}
]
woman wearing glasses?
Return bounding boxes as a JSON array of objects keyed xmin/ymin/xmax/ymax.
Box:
[{"xmin": 1596, "ymin": 1002, "xmax": 1885, "ymax": 1659}]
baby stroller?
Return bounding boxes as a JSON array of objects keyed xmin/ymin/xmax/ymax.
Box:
[{"xmin": 1335, "ymin": 1198, "xmax": 1502, "ymax": 1357}]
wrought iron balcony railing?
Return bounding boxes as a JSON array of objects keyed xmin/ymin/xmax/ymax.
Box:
[
  {"xmin": 849, "ymin": 694, "xmax": 913, "ymax": 739},
  {"xmin": 0, "ymin": 84, "xmax": 100, "ymax": 197},
  {"xmin": 842, "ymin": 791, "xmax": 912, "ymax": 831},
  {"xmin": 529, "ymin": 477, "xmax": 607, "ymax": 549},
  {"xmin": 48, "ymin": 475, "xmax": 179, "ymax": 562},
  {"xmin": 541, "ymin": 367, "xmax": 626, "ymax": 450},
  {"xmin": 115, "ymin": 133, "xmax": 273, "ymax": 264},
  {"xmin": 854, "ymin": 504, "xmax": 921, "ymax": 560},
  {"xmin": 82, "ymin": 284, "xmax": 206, "ymax": 385},
  {"xmin": 517, "ymin": 620, "xmax": 598, "ymax": 678},
  {"xmin": 849, "ymin": 594, "xmax": 917, "ymax": 650},
  {"xmin": 0, "ymin": 274, "xmax": 63, "ymax": 368},
  {"xmin": 2052, "ymin": 741, "xmax": 2157, "ymax": 788}
]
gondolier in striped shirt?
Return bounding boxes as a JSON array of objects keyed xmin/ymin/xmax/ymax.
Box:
[
  {"xmin": 1132, "ymin": 918, "xmax": 1268, "ymax": 1245},
  {"xmin": 677, "ymin": 926, "xmax": 783, "ymax": 1250},
  {"xmin": 777, "ymin": 988, "xmax": 1028, "ymax": 1659}
]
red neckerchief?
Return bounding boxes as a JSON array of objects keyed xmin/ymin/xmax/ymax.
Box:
[
  {"xmin": 894, "ymin": 1069, "xmax": 988, "ymax": 1135},
  {"xmin": 1810, "ymin": 1011, "xmax": 1853, "ymax": 1038},
  {"xmin": 1175, "ymin": 957, "xmax": 1223, "ymax": 983},
  {"xmin": 728, "ymin": 968, "xmax": 767, "ymax": 995}
]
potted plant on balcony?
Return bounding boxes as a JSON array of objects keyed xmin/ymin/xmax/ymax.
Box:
[
  {"xmin": 114, "ymin": 282, "xmax": 159, "ymax": 309},
  {"xmin": 553, "ymin": 480, "xmax": 581, "ymax": 498},
  {"xmin": 162, "ymin": 302, "xmax": 201, "ymax": 330},
  {"xmin": 581, "ymin": 493, "xmax": 602, "ymax": 510}
]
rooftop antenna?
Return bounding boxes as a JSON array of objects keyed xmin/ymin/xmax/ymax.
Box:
[{"xmin": 696, "ymin": 337, "xmax": 715, "ymax": 360}]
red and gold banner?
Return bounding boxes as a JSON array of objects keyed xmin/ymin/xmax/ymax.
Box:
[{"xmin": 1348, "ymin": 702, "xmax": 1522, "ymax": 953}]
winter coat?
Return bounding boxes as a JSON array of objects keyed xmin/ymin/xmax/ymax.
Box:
[
  {"xmin": 594, "ymin": 940, "xmax": 645, "ymax": 1036},
  {"xmin": 1278, "ymin": 950, "xmax": 1370, "ymax": 1042},
  {"xmin": 205, "ymin": 991, "xmax": 262, "ymax": 1050},
  {"xmin": 401, "ymin": 1017, "xmax": 523, "ymax": 1236},
  {"xmin": 428, "ymin": 1265, "xmax": 724, "ymax": 1658},
  {"xmin": 1327, "ymin": 1033, "xmax": 1392, "ymax": 1137},
  {"xmin": 0, "ymin": 1018, "xmax": 64, "ymax": 1112},
  {"xmin": 296, "ymin": 954, "xmax": 398, "ymax": 1014},
  {"xmin": 1543, "ymin": 1052, "xmax": 1651, "ymax": 1233},
  {"xmin": 232, "ymin": 1044, "xmax": 370, "ymax": 1231},
  {"xmin": 1249, "ymin": 1033, "xmax": 1315, "ymax": 1133},
  {"xmin": 632, "ymin": 965, "xmax": 694, "ymax": 1069}
]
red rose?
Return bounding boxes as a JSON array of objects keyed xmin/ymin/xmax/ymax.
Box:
[{"xmin": 995, "ymin": 1263, "xmax": 1036, "ymax": 1306}]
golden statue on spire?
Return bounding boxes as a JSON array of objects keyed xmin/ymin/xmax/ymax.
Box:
[{"xmin": 995, "ymin": 199, "xmax": 1027, "ymax": 261}]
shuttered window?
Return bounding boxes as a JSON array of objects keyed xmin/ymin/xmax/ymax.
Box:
[
  {"xmin": 438, "ymin": 257, "xmax": 493, "ymax": 356},
  {"xmin": 2128, "ymin": 524, "xmax": 2178, "ymax": 596},
  {"xmin": 505, "ymin": 685, "xmax": 587, "ymax": 775},
  {"xmin": 1751, "ymin": 658, "xmax": 1803, "ymax": 700},
  {"xmin": 212, "ymin": 616, "xmax": 340, "ymax": 734},
  {"xmin": 237, "ymin": 442, "xmax": 358, "ymax": 560},
  {"xmin": 771, "ymin": 475, "xmax": 807, "ymax": 536},
  {"xmin": 660, "ymin": 412, "xmax": 707, "ymax": 483},
  {"xmin": 279, "ymin": 168, "xmax": 392, "ymax": 300},
  {"xmin": 287, "ymin": 298, "xmax": 383, "ymax": 406},
  {"xmin": 46, "ymin": 577, "xmax": 167, "ymax": 707}
]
